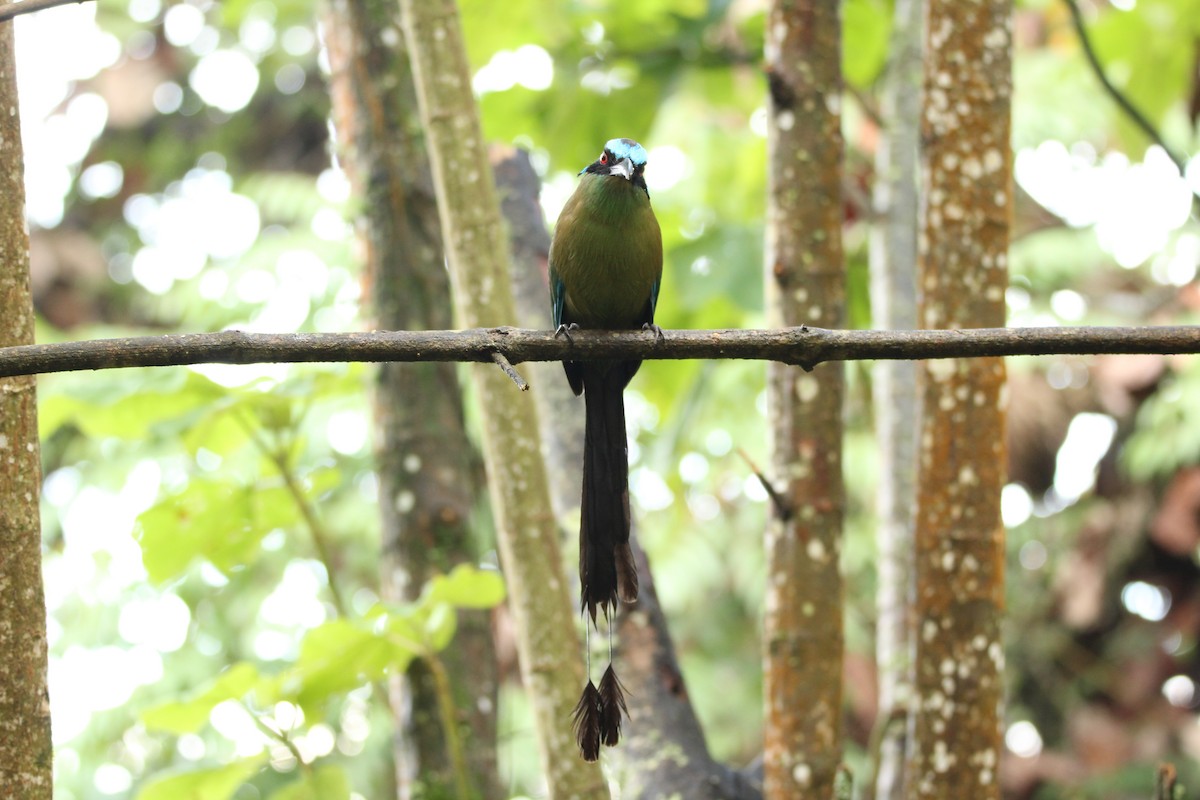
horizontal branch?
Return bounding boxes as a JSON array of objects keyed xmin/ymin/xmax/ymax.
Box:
[
  {"xmin": 1, "ymin": 325, "xmax": 1198, "ymax": 379},
  {"xmin": 0, "ymin": 0, "xmax": 93, "ymax": 22}
]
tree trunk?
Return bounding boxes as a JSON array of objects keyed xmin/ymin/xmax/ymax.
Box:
[
  {"xmin": 868, "ymin": 0, "xmax": 923, "ymax": 797},
  {"xmin": 0, "ymin": 11, "xmax": 53, "ymax": 797},
  {"xmin": 323, "ymin": 1, "xmax": 497, "ymax": 797},
  {"xmin": 397, "ymin": 2, "xmax": 607, "ymax": 796},
  {"xmin": 490, "ymin": 145, "xmax": 583, "ymax": 523},
  {"xmin": 906, "ymin": 2, "xmax": 1012, "ymax": 798},
  {"xmin": 762, "ymin": 2, "xmax": 846, "ymax": 798}
]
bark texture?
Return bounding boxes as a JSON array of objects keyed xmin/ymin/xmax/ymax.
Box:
[
  {"xmin": 763, "ymin": 2, "xmax": 846, "ymax": 798},
  {"xmin": 491, "ymin": 145, "xmax": 585, "ymax": 523},
  {"xmin": 0, "ymin": 12, "xmax": 53, "ymax": 797},
  {"xmin": 396, "ymin": 1, "xmax": 607, "ymax": 796},
  {"xmin": 323, "ymin": 1, "xmax": 496, "ymax": 796},
  {"xmin": 868, "ymin": 0, "xmax": 923, "ymax": 797},
  {"xmin": 906, "ymin": 2, "xmax": 1012, "ymax": 798}
]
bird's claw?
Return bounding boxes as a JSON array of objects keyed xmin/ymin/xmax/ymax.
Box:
[
  {"xmin": 643, "ymin": 322, "xmax": 665, "ymax": 343},
  {"xmin": 554, "ymin": 323, "xmax": 580, "ymax": 342}
]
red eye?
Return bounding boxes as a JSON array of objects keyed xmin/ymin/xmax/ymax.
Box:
[{"xmin": 599, "ymin": 153, "xmax": 608, "ymax": 164}]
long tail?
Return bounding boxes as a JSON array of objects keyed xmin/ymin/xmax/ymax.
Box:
[{"xmin": 580, "ymin": 366, "xmax": 638, "ymax": 622}]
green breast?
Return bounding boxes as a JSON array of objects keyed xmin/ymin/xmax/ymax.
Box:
[{"xmin": 550, "ymin": 174, "xmax": 663, "ymax": 329}]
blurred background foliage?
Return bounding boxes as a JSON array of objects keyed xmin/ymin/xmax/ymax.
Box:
[{"xmin": 11, "ymin": 0, "xmax": 1200, "ymax": 796}]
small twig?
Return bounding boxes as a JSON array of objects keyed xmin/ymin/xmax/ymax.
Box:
[
  {"xmin": 235, "ymin": 411, "xmax": 351, "ymax": 618},
  {"xmin": 273, "ymin": 449, "xmax": 351, "ymax": 617},
  {"xmin": 243, "ymin": 700, "xmax": 309, "ymax": 771},
  {"xmin": 736, "ymin": 447, "xmax": 792, "ymax": 520},
  {"xmin": 0, "ymin": 0, "xmax": 92, "ymax": 22},
  {"xmin": 490, "ymin": 351, "xmax": 528, "ymax": 391},
  {"xmin": 425, "ymin": 653, "xmax": 471, "ymax": 800},
  {"xmin": 1061, "ymin": 0, "xmax": 1193, "ymax": 184}
]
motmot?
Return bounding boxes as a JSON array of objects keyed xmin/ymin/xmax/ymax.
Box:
[{"xmin": 549, "ymin": 137, "xmax": 663, "ymax": 759}]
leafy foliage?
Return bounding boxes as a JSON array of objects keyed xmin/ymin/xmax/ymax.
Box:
[
  {"xmin": 1125, "ymin": 360, "xmax": 1200, "ymax": 480},
  {"xmin": 135, "ymin": 757, "xmax": 265, "ymax": 800},
  {"xmin": 142, "ymin": 664, "xmax": 264, "ymax": 736}
]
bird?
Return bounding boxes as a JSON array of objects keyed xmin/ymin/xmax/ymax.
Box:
[{"xmin": 548, "ymin": 137, "xmax": 663, "ymax": 759}]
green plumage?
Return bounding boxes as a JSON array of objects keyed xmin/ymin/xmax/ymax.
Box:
[
  {"xmin": 549, "ymin": 138, "xmax": 663, "ymax": 626},
  {"xmin": 550, "ymin": 172, "xmax": 662, "ymax": 331}
]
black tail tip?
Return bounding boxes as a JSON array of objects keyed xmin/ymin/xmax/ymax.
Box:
[
  {"xmin": 598, "ymin": 664, "xmax": 629, "ymax": 747},
  {"xmin": 572, "ymin": 680, "xmax": 602, "ymax": 761},
  {"xmin": 573, "ymin": 667, "xmax": 631, "ymax": 759}
]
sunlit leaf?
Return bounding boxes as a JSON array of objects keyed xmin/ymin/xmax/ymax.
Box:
[
  {"xmin": 382, "ymin": 607, "xmax": 425, "ymax": 647},
  {"xmin": 1086, "ymin": 0, "xmax": 1200, "ymax": 149},
  {"xmin": 135, "ymin": 757, "xmax": 263, "ymax": 800},
  {"xmin": 39, "ymin": 371, "xmax": 226, "ymax": 442},
  {"xmin": 271, "ymin": 765, "xmax": 352, "ymax": 800},
  {"xmin": 425, "ymin": 564, "xmax": 507, "ymax": 609},
  {"xmin": 142, "ymin": 663, "xmax": 263, "ymax": 734},
  {"xmin": 422, "ymin": 603, "xmax": 457, "ymax": 653},
  {"xmin": 287, "ymin": 620, "xmax": 413, "ymax": 714},
  {"xmin": 137, "ymin": 479, "xmax": 299, "ymax": 583}
]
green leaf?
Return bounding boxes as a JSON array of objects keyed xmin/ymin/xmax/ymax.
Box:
[
  {"xmin": 1125, "ymin": 362, "xmax": 1200, "ymax": 480},
  {"xmin": 382, "ymin": 606, "xmax": 424, "ymax": 646},
  {"xmin": 425, "ymin": 564, "xmax": 507, "ymax": 609},
  {"xmin": 39, "ymin": 371, "xmax": 226, "ymax": 442},
  {"xmin": 287, "ymin": 620, "xmax": 414, "ymax": 714},
  {"xmin": 78, "ymin": 387, "xmax": 217, "ymax": 440},
  {"xmin": 142, "ymin": 663, "xmax": 262, "ymax": 734},
  {"xmin": 137, "ymin": 479, "xmax": 299, "ymax": 583},
  {"xmin": 271, "ymin": 765, "xmax": 352, "ymax": 800},
  {"xmin": 136, "ymin": 757, "xmax": 263, "ymax": 800},
  {"xmin": 1087, "ymin": 0, "xmax": 1200, "ymax": 149},
  {"xmin": 422, "ymin": 603, "xmax": 457, "ymax": 653}
]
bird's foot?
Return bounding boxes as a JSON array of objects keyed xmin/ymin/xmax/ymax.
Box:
[
  {"xmin": 554, "ymin": 323, "xmax": 580, "ymax": 342},
  {"xmin": 642, "ymin": 322, "xmax": 665, "ymax": 343}
]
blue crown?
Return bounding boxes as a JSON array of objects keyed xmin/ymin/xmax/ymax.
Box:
[{"xmin": 605, "ymin": 138, "xmax": 648, "ymax": 166}]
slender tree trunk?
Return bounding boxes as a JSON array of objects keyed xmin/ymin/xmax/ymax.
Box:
[
  {"xmin": 905, "ymin": 1, "xmax": 1012, "ymax": 798},
  {"xmin": 396, "ymin": 2, "xmax": 607, "ymax": 797},
  {"xmin": 868, "ymin": 1, "xmax": 923, "ymax": 797},
  {"xmin": 0, "ymin": 11, "xmax": 53, "ymax": 797},
  {"xmin": 323, "ymin": 2, "xmax": 497, "ymax": 797},
  {"xmin": 491, "ymin": 145, "xmax": 584, "ymax": 522},
  {"xmin": 762, "ymin": 2, "xmax": 846, "ymax": 798}
]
